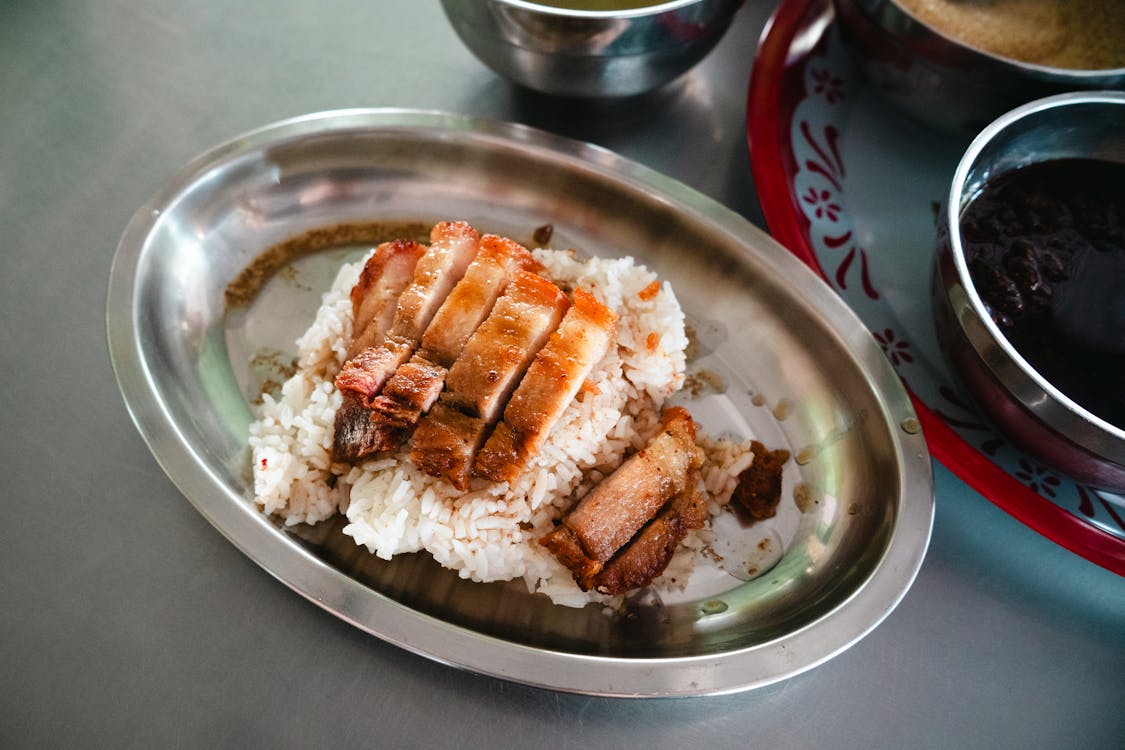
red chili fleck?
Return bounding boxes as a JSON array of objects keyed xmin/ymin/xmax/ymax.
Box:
[
  {"xmin": 638, "ymin": 280, "xmax": 661, "ymax": 301},
  {"xmin": 260, "ymin": 458, "xmax": 268, "ymax": 468},
  {"xmin": 646, "ymin": 331, "xmax": 661, "ymax": 352}
]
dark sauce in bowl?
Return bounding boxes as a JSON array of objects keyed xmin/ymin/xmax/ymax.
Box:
[{"xmin": 961, "ymin": 158, "xmax": 1125, "ymax": 430}]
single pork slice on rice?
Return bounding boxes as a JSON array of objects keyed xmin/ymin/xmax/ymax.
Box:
[
  {"xmin": 365, "ymin": 234, "xmax": 543, "ymax": 452},
  {"xmin": 346, "ymin": 239, "xmax": 427, "ymax": 360},
  {"xmin": 333, "ymin": 221, "xmax": 480, "ymax": 461},
  {"xmin": 410, "ymin": 269, "xmax": 570, "ymax": 490},
  {"xmin": 540, "ymin": 406, "xmax": 706, "ymax": 593}
]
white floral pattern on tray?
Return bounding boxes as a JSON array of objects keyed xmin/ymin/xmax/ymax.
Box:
[{"xmin": 786, "ymin": 24, "xmax": 1125, "ymax": 540}]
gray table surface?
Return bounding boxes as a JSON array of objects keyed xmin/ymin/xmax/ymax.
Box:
[{"xmin": 2, "ymin": 1, "xmax": 1122, "ymax": 748}]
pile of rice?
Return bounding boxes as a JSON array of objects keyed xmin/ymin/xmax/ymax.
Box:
[{"xmin": 249, "ymin": 247, "xmax": 753, "ymax": 607}]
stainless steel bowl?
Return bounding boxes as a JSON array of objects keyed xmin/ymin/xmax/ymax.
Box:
[
  {"xmin": 933, "ymin": 91, "xmax": 1125, "ymax": 492},
  {"xmin": 835, "ymin": 0, "xmax": 1125, "ymax": 135},
  {"xmin": 440, "ymin": 0, "xmax": 744, "ymax": 97}
]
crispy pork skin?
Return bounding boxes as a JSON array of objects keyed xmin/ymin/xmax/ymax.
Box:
[
  {"xmin": 474, "ymin": 288, "xmax": 617, "ymax": 483},
  {"xmin": 540, "ymin": 407, "xmax": 703, "ymax": 588},
  {"xmin": 410, "ymin": 270, "xmax": 569, "ymax": 489},
  {"xmin": 364, "ymin": 235, "xmax": 541, "ymax": 452},
  {"xmin": 347, "ymin": 239, "xmax": 427, "ymax": 359}
]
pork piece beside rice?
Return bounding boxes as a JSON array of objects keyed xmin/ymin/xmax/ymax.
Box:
[
  {"xmin": 540, "ymin": 405, "xmax": 705, "ymax": 594},
  {"xmin": 249, "ymin": 221, "xmax": 757, "ymax": 607}
]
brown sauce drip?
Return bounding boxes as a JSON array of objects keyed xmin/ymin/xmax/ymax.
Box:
[{"xmin": 224, "ymin": 220, "xmax": 430, "ymax": 309}]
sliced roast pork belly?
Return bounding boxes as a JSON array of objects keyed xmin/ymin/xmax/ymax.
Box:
[
  {"xmin": 364, "ymin": 235, "xmax": 542, "ymax": 451},
  {"xmin": 410, "ymin": 270, "xmax": 569, "ymax": 489},
  {"xmin": 589, "ymin": 481, "xmax": 706, "ymax": 595},
  {"xmin": 335, "ymin": 221, "xmax": 481, "ymax": 404},
  {"xmin": 332, "ymin": 393, "xmax": 387, "ymax": 462},
  {"xmin": 540, "ymin": 407, "xmax": 704, "ymax": 590},
  {"xmin": 474, "ymin": 288, "xmax": 618, "ymax": 484},
  {"xmin": 332, "ymin": 240, "xmax": 426, "ymax": 461},
  {"xmin": 416, "ymin": 235, "xmax": 542, "ymax": 368},
  {"xmin": 347, "ymin": 239, "xmax": 427, "ymax": 360},
  {"xmin": 333, "ymin": 221, "xmax": 480, "ymax": 462}
]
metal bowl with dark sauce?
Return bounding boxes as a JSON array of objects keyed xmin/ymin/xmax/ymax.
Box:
[{"xmin": 961, "ymin": 158, "xmax": 1125, "ymax": 431}]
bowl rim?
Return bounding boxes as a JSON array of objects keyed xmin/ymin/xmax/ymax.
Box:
[
  {"xmin": 471, "ymin": 0, "xmax": 732, "ymax": 20},
  {"xmin": 945, "ymin": 90, "xmax": 1125, "ymax": 457}
]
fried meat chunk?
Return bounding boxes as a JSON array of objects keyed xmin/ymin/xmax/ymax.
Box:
[
  {"xmin": 540, "ymin": 407, "xmax": 704, "ymax": 590},
  {"xmin": 410, "ymin": 270, "xmax": 569, "ymax": 489},
  {"xmin": 474, "ymin": 288, "xmax": 617, "ymax": 483},
  {"xmin": 590, "ymin": 480, "xmax": 707, "ymax": 595},
  {"xmin": 363, "ymin": 235, "xmax": 541, "ymax": 451},
  {"xmin": 347, "ymin": 239, "xmax": 427, "ymax": 360},
  {"xmin": 333, "ymin": 221, "xmax": 480, "ymax": 461}
]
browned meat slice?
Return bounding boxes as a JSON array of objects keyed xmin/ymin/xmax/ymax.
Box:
[
  {"xmin": 347, "ymin": 239, "xmax": 427, "ymax": 359},
  {"xmin": 333, "ymin": 393, "xmax": 387, "ymax": 462},
  {"xmin": 410, "ymin": 270, "xmax": 569, "ymax": 489},
  {"xmin": 407, "ymin": 402, "xmax": 485, "ymax": 484},
  {"xmin": 334, "ymin": 345, "xmax": 406, "ymax": 405},
  {"xmin": 441, "ymin": 270, "xmax": 569, "ymax": 423},
  {"xmin": 540, "ymin": 407, "xmax": 704, "ymax": 588},
  {"xmin": 731, "ymin": 441, "xmax": 790, "ymax": 522},
  {"xmin": 474, "ymin": 288, "xmax": 618, "ymax": 484},
  {"xmin": 362, "ymin": 359, "xmax": 447, "ymax": 452},
  {"xmin": 362, "ymin": 235, "xmax": 542, "ymax": 452},
  {"xmin": 335, "ymin": 221, "xmax": 481, "ymax": 404},
  {"xmin": 590, "ymin": 481, "xmax": 707, "ymax": 595},
  {"xmin": 333, "ymin": 240, "xmax": 426, "ymax": 463},
  {"xmin": 387, "ymin": 221, "xmax": 482, "ymax": 350},
  {"xmin": 417, "ymin": 234, "xmax": 542, "ymax": 367},
  {"xmin": 332, "ymin": 222, "xmax": 480, "ymax": 462}
]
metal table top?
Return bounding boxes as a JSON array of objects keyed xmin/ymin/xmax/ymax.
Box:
[{"xmin": 2, "ymin": 1, "xmax": 1121, "ymax": 747}]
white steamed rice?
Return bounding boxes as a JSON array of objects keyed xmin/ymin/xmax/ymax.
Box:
[{"xmin": 249, "ymin": 247, "xmax": 753, "ymax": 607}]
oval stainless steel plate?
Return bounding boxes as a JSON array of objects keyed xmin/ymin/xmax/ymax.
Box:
[{"xmin": 107, "ymin": 109, "xmax": 933, "ymax": 697}]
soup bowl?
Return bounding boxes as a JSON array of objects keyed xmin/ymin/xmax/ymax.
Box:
[
  {"xmin": 835, "ymin": 0, "xmax": 1125, "ymax": 134},
  {"xmin": 441, "ymin": 0, "xmax": 745, "ymax": 97}
]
